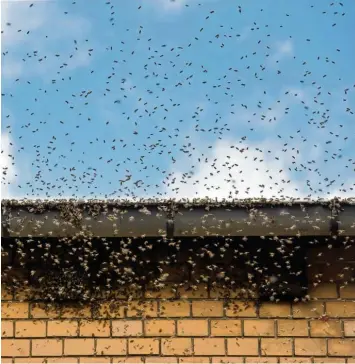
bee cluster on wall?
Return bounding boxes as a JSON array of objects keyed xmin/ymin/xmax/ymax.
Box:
[{"xmin": 1, "ymin": 198, "xmax": 354, "ymax": 306}]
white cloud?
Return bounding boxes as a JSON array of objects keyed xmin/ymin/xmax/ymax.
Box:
[
  {"xmin": 1, "ymin": 0, "xmax": 92, "ymax": 79},
  {"xmin": 235, "ymin": 86, "xmax": 306, "ymax": 128},
  {"xmin": 146, "ymin": 0, "xmax": 220, "ymax": 14},
  {"xmin": 269, "ymin": 39, "xmax": 294, "ymax": 64},
  {"xmin": 164, "ymin": 138, "xmax": 305, "ymax": 200},
  {"xmin": 1, "ymin": 132, "xmax": 17, "ymax": 198},
  {"xmin": 1, "ymin": 57, "xmax": 23, "ymax": 79},
  {"xmin": 149, "ymin": 0, "xmax": 188, "ymax": 12},
  {"xmin": 1, "ymin": 0, "xmax": 51, "ymax": 48},
  {"xmin": 165, "ymin": 135, "xmax": 355, "ymax": 201},
  {"xmin": 236, "ymin": 26, "xmax": 252, "ymax": 43}
]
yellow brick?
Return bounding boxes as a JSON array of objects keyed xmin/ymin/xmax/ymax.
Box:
[
  {"xmin": 192, "ymin": 301, "xmax": 223, "ymax": 317},
  {"xmin": 310, "ymin": 319, "xmax": 342, "ymax": 337},
  {"xmin": 210, "ymin": 319, "xmax": 242, "ymax": 337},
  {"xmin": 47, "ymin": 320, "xmax": 78, "ymax": 336},
  {"xmin": 245, "ymin": 358, "xmax": 279, "ymax": 363},
  {"xmin": 146, "ymin": 358, "xmax": 178, "ymax": 363},
  {"xmin": 244, "ymin": 320, "xmax": 274, "ymax": 336},
  {"xmin": 1, "ymin": 358, "xmax": 13, "ymax": 364},
  {"xmin": 313, "ymin": 359, "xmax": 346, "ymax": 363},
  {"xmin": 2, "ymin": 320, "xmax": 14, "ymax": 337},
  {"xmin": 15, "ymin": 320, "xmax": 46, "ymax": 337},
  {"xmin": 326, "ymin": 301, "xmax": 355, "ymax": 317},
  {"xmin": 1, "ymin": 302, "xmax": 29, "ymax": 318},
  {"xmin": 179, "ymin": 357, "xmax": 209, "ymax": 363},
  {"xmin": 279, "ymin": 358, "xmax": 313, "ymax": 363},
  {"xmin": 227, "ymin": 338, "xmax": 258, "ymax": 355},
  {"xmin": 277, "ymin": 319, "xmax": 308, "ymax": 337},
  {"xmin": 1, "ymin": 339, "xmax": 30, "ymax": 357},
  {"xmin": 64, "ymin": 338, "xmax": 95, "ymax": 355},
  {"xmin": 128, "ymin": 338, "xmax": 159, "ymax": 355},
  {"xmin": 344, "ymin": 320, "xmax": 355, "ymax": 337},
  {"xmin": 79, "ymin": 320, "xmax": 110, "ymax": 337},
  {"xmin": 31, "ymin": 303, "xmax": 61, "ymax": 319},
  {"xmin": 328, "ymin": 338, "xmax": 355, "ymax": 356},
  {"xmin": 145, "ymin": 319, "xmax": 175, "ymax": 336},
  {"xmin": 145, "ymin": 286, "xmax": 177, "ymax": 299},
  {"xmin": 13, "ymin": 288, "xmax": 33, "ymax": 302},
  {"xmin": 95, "ymin": 302, "xmax": 124, "ymax": 318},
  {"xmin": 161, "ymin": 338, "xmax": 192, "ymax": 356},
  {"xmin": 32, "ymin": 339, "xmax": 62, "ymax": 356},
  {"xmin": 78, "ymin": 358, "xmax": 111, "ymax": 363},
  {"xmin": 177, "ymin": 285, "xmax": 208, "ymax": 299},
  {"xmin": 339, "ymin": 284, "xmax": 355, "ymax": 298},
  {"xmin": 294, "ymin": 338, "xmax": 327, "ymax": 356},
  {"xmin": 259, "ymin": 302, "xmax": 291, "ymax": 318},
  {"xmin": 17, "ymin": 358, "xmax": 78, "ymax": 364},
  {"xmin": 194, "ymin": 338, "xmax": 225, "ymax": 355},
  {"xmin": 177, "ymin": 319, "xmax": 208, "ymax": 336},
  {"xmin": 1, "ymin": 286, "xmax": 13, "ymax": 300},
  {"xmin": 126, "ymin": 300, "xmax": 158, "ymax": 318},
  {"xmin": 36, "ymin": 358, "xmax": 77, "ymax": 364},
  {"xmin": 225, "ymin": 300, "xmax": 257, "ymax": 317},
  {"xmin": 61, "ymin": 305, "xmax": 91, "ymax": 319},
  {"xmin": 96, "ymin": 338, "xmax": 127, "ymax": 355},
  {"xmin": 14, "ymin": 359, "xmax": 47, "ymax": 363},
  {"xmin": 293, "ymin": 302, "xmax": 324, "ymax": 318},
  {"xmin": 261, "ymin": 338, "xmax": 292, "ymax": 356},
  {"xmin": 309, "ymin": 283, "xmax": 338, "ymax": 298},
  {"xmin": 211, "ymin": 357, "xmax": 244, "ymax": 363},
  {"xmin": 113, "ymin": 358, "xmax": 144, "ymax": 363},
  {"xmin": 159, "ymin": 301, "xmax": 190, "ymax": 317},
  {"xmin": 112, "ymin": 320, "xmax": 143, "ymax": 337}
]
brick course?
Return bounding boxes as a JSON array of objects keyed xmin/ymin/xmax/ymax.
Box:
[{"xmin": 2, "ymin": 282, "xmax": 355, "ymax": 362}]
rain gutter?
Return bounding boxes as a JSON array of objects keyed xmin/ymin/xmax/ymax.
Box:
[{"xmin": 1, "ymin": 199, "xmax": 355, "ymax": 238}]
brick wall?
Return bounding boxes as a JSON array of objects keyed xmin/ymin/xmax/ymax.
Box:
[
  {"xmin": 2, "ymin": 243, "xmax": 355, "ymax": 363},
  {"xmin": 2, "ymin": 282, "xmax": 355, "ymax": 363}
]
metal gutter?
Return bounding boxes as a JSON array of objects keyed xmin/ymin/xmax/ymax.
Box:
[{"xmin": 2, "ymin": 199, "xmax": 355, "ymax": 238}]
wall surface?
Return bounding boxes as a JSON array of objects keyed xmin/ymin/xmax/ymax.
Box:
[
  {"xmin": 1, "ymin": 282, "xmax": 355, "ymax": 364},
  {"xmin": 2, "ymin": 244, "xmax": 355, "ymax": 363}
]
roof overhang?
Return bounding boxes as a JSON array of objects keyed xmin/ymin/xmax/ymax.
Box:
[{"xmin": 2, "ymin": 198, "xmax": 355, "ymax": 238}]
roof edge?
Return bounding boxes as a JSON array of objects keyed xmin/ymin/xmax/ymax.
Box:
[{"xmin": 2, "ymin": 197, "xmax": 355, "ymax": 208}]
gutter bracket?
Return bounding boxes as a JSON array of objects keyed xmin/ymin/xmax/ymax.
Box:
[
  {"xmin": 329, "ymin": 198, "xmax": 340, "ymax": 237},
  {"xmin": 1, "ymin": 206, "xmax": 10, "ymax": 238},
  {"xmin": 166, "ymin": 202, "xmax": 175, "ymax": 239}
]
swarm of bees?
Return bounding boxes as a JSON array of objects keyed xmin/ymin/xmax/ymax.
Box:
[
  {"xmin": 1, "ymin": 198, "xmax": 355, "ymax": 307},
  {"xmin": 1, "ymin": 0, "xmax": 355, "ymax": 308}
]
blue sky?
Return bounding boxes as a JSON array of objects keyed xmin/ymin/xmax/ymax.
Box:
[{"xmin": 1, "ymin": 0, "xmax": 355, "ymax": 200}]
